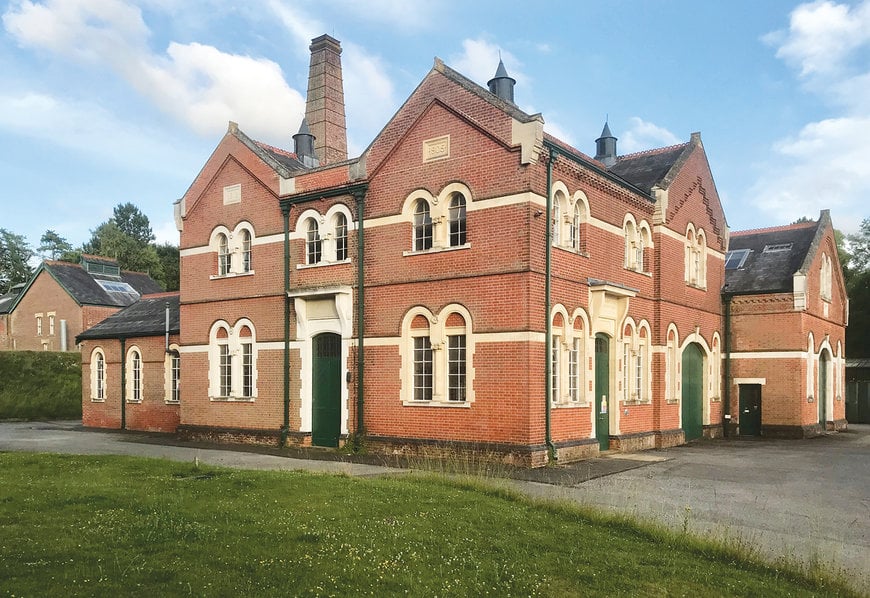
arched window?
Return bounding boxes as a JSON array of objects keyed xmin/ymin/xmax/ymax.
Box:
[
  {"xmin": 402, "ymin": 305, "xmax": 475, "ymax": 404},
  {"xmin": 90, "ymin": 349, "xmax": 106, "ymax": 401},
  {"xmin": 335, "ymin": 213, "xmax": 348, "ymax": 261},
  {"xmin": 166, "ymin": 348, "xmax": 180, "ymax": 403},
  {"xmin": 624, "ymin": 219, "xmax": 639, "ymax": 270},
  {"xmin": 240, "ymin": 229, "xmax": 252, "ymax": 273},
  {"xmin": 127, "ymin": 348, "xmax": 142, "ymax": 402},
  {"xmin": 413, "ymin": 199, "xmax": 433, "ymax": 251},
  {"xmin": 217, "ymin": 327, "xmax": 231, "ymax": 397},
  {"xmin": 448, "ymin": 193, "xmax": 467, "ymax": 247},
  {"xmin": 445, "ymin": 312, "xmax": 467, "ymax": 401},
  {"xmin": 552, "ymin": 200, "xmax": 561, "ymax": 247},
  {"xmin": 551, "ymin": 312, "xmax": 564, "ymax": 405},
  {"xmin": 570, "ymin": 204, "xmax": 581, "ymax": 251},
  {"xmin": 820, "ymin": 253, "xmax": 832, "ymax": 301},
  {"xmin": 218, "ymin": 233, "xmax": 230, "ymax": 276},
  {"xmin": 306, "ymin": 219, "xmax": 322, "ymax": 265},
  {"xmin": 411, "ymin": 315, "xmax": 433, "ymax": 401},
  {"xmin": 239, "ymin": 325, "xmax": 254, "ymax": 399},
  {"xmin": 210, "ymin": 320, "xmax": 258, "ymax": 400},
  {"xmin": 685, "ymin": 225, "xmax": 707, "ymax": 288}
]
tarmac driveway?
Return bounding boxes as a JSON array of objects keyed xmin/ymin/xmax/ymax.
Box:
[
  {"xmin": 1, "ymin": 421, "xmax": 868, "ymax": 591},
  {"xmin": 517, "ymin": 425, "xmax": 870, "ymax": 592}
]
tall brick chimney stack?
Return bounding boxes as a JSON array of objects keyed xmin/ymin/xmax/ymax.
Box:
[{"xmin": 305, "ymin": 34, "xmax": 348, "ymax": 165}]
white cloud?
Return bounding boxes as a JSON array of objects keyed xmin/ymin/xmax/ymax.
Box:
[
  {"xmin": 754, "ymin": 0, "xmax": 870, "ymax": 234},
  {"xmin": 343, "ymin": 41, "xmax": 396, "ymax": 154},
  {"xmin": 328, "ymin": 0, "xmax": 439, "ymax": 30},
  {"xmin": 449, "ymin": 38, "xmax": 526, "ymax": 89},
  {"xmin": 266, "ymin": 0, "xmax": 324, "ymax": 56},
  {"xmin": 4, "ymin": 0, "xmax": 305, "ymax": 145},
  {"xmin": 543, "ymin": 121, "xmax": 575, "ymax": 148},
  {"xmin": 154, "ymin": 219, "xmax": 180, "ymax": 245},
  {"xmin": 619, "ymin": 117, "xmax": 681, "ymax": 154},
  {"xmin": 0, "ymin": 91, "xmax": 199, "ymax": 176},
  {"xmin": 763, "ymin": 0, "xmax": 870, "ymax": 80},
  {"xmin": 748, "ymin": 116, "xmax": 870, "ymax": 232}
]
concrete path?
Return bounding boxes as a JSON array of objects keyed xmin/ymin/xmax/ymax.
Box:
[{"xmin": 1, "ymin": 420, "xmax": 868, "ymax": 592}]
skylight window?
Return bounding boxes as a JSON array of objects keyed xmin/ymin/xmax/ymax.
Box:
[
  {"xmin": 724, "ymin": 249, "xmax": 750, "ymax": 270},
  {"xmin": 762, "ymin": 243, "xmax": 793, "ymax": 253},
  {"xmin": 96, "ymin": 280, "xmax": 139, "ymax": 295}
]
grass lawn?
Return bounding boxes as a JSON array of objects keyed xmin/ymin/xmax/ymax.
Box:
[{"xmin": 0, "ymin": 453, "xmax": 856, "ymax": 597}]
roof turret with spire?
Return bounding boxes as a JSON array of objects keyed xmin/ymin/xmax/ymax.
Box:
[
  {"xmin": 594, "ymin": 121, "xmax": 618, "ymax": 168},
  {"xmin": 487, "ymin": 58, "xmax": 516, "ymax": 103}
]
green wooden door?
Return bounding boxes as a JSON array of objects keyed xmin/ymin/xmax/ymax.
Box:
[
  {"xmin": 312, "ymin": 333, "xmax": 341, "ymax": 447},
  {"xmin": 595, "ymin": 334, "xmax": 610, "ymax": 450},
  {"xmin": 681, "ymin": 343, "xmax": 704, "ymax": 441},
  {"xmin": 738, "ymin": 384, "xmax": 762, "ymax": 436},
  {"xmin": 818, "ymin": 352, "xmax": 828, "ymax": 426}
]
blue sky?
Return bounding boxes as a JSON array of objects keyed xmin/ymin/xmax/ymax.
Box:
[{"xmin": 2, "ymin": 0, "xmax": 869, "ymax": 253}]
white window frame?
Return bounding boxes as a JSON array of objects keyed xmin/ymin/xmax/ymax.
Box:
[
  {"xmin": 550, "ymin": 305, "xmax": 589, "ymax": 407},
  {"xmin": 208, "ymin": 319, "xmax": 259, "ymax": 401},
  {"xmin": 210, "ymin": 222, "xmax": 257, "ymax": 279},
  {"xmin": 90, "ymin": 348, "xmax": 107, "ymax": 402},
  {"xmin": 295, "ymin": 205, "xmax": 355, "ymax": 268},
  {"xmin": 48, "ymin": 313, "xmax": 55, "ymax": 336},
  {"xmin": 402, "ymin": 184, "xmax": 473, "ymax": 256},
  {"xmin": 126, "ymin": 346, "xmax": 143, "ymax": 403},
  {"xmin": 684, "ymin": 224, "xmax": 707, "ymax": 289},
  {"xmin": 164, "ymin": 343, "xmax": 181, "ymax": 404},
  {"xmin": 36, "ymin": 314, "xmax": 43, "ymax": 337},
  {"xmin": 401, "ymin": 304, "xmax": 475, "ymax": 406}
]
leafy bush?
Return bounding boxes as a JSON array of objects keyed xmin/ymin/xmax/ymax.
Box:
[{"xmin": 0, "ymin": 351, "xmax": 81, "ymax": 420}]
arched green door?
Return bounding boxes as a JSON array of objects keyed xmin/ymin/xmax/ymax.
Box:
[
  {"xmin": 681, "ymin": 343, "xmax": 704, "ymax": 441},
  {"xmin": 595, "ymin": 334, "xmax": 610, "ymax": 450},
  {"xmin": 312, "ymin": 333, "xmax": 342, "ymax": 447},
  {"xmin": 818, "ymin": 351, "xmax": 829, "ymax": 426}
]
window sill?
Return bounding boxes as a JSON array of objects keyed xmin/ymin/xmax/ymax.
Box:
[
  {"xmin": 403, "ymin": 243, "xmax": 471, "ymax": 257},
  {"xmin": 686, "ymin": 282, "xmax": 707, "ymax": 290},
  {"xmin": 552, "ymin": 245, "xmax": 587, "ymax": 257},
  {"xmin": 551, "ymin": 402, "xmax": 588, "ymax": 409},
  {"xmin": 210, "ymin": 396, "xmax": 256, "ymax": 403},
  {"xmin": 126, "ymin": 399, "xmax": 142, "ymax": 404},
  {"xmin": 297, "ymin": 259, "xmax": 351, "ymax": 270},
  {"xmin": 210, "ymin": 270, "xmax": 255, "ymax": 280},
  {"xmin": 623, "ymin": 267, "xmax": 651, "ymax": 277},
  {"xmin": 90, "ymin": 398, "xmax": 105, "ymax": 403},
  {"xmin": 165, "ymin": 400, "xmax": 181, "ymax": 405},
  {"xmin": 402, "ymin": 400, "xmax": 471, "ymax": 408},
  {"xmin": 623, "ymin": 399, "xmax": 651, "ymax": 406},
  {"xmin": 666, "ymin": 398, "xmax": 679, "ymax": 405}
]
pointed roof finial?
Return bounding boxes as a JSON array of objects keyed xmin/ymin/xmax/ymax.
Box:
[{"xmin": 488, "ymin": 55, "xmax": 516, "ymax": 103}]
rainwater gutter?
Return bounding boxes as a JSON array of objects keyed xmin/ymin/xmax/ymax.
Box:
[
  {"xmin": 354, "ymin": 189, "xmax": 366, "ymax": 447},
  {"xmin": 544, "ymin": 148, "xmax": 556, "ymax": 462},
  {"xmin": 120, "ymin": 337, "xmax": 126, "ymax": 430},
  {"xmin": 281, "ymin": 208, "xmax": 291, "ymax": 447}
]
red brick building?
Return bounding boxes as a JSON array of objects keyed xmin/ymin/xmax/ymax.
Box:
[
  {"xmin": 723, "ymin": 212, "xmax": 848, "ymax": 437},
  {"xmin": 0, "ymin": 255, "xmax": 162, "ymax": 352},
  {"xmin": 77, "ymin": 293, "xmax": 180, "ymax": 432},
  {"xmin": 80, "ymin": 35, "xmax": 847, "ymax": 464}
]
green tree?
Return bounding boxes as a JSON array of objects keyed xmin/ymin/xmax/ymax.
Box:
[
  {"xmin": 155, "ymin": 243, "xmax": 180, "ymax": 291},
  {"xmin": 85, "ymin": 221, "xmax": 164, "ymax": 282},
  {"xmin": 0, "ymin": 229, "xmax": 34, "ymax": 294},
  {"xmin": 113, "ymin": 202, "xmax": 155, "ymax": 246},
  {"xmin": 845, "ymin": 218, "xmax": 870, "ymax": 358},
  {"xmin": 38, "ymin": 230, "xmax": 73, "ymax": 260}
]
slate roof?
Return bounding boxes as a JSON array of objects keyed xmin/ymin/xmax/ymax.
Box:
[
  {"xmin": 0, "ymin": 284, "xmax": 24, "ymax": 315},
  {"xmin": 77, "ymin": 293, "xmax": 180, "ymax": 341},
  {"xmin": 42, "ymin": 260, "xmax": 162, "ymax": 308},
  {"xmin": 723, "ymin": 221, "xmax": 819, "ymax": 295},
  {"xmin": 254, "ymin": 141, "xmax": 308, "ymax": 171},
  {"xmin": 609, "ymin": 143, "xmax": 691, "ymax": 193}
]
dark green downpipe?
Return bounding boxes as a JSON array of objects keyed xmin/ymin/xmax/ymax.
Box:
[
  {"xmin": 281, "ymin": 208, "xmax": 291, "ymax": 447},
  {"xmin": 120, "ymin": 337, "xmax": 126, "ymax": 430},
  {"xmin": 545, "ymin": 148, "xmax": 556, "ymax": 462},
  {"xmin": 722, "ymin": 292, "xmax": 732, "ymax": 438},
  {"xmin": 354, "ymin": 189, "xmax": 366, "ymax": 447}
]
